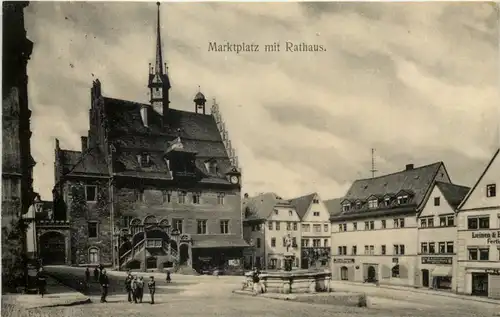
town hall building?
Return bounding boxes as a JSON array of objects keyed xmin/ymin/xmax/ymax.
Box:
[{"xmin": 47, "ymin": 3, "xmax": 248, "ymax": 273}]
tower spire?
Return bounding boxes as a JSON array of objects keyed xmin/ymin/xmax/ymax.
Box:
[{"xmin": 155, "ymin": 2, "xmax": 163, "ymax": 75}]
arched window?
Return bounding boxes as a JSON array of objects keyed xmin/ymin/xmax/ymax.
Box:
[
  {"xmin": 159, "ymin": 219, "xmax": 169, "ymax": 227},
  {"xmin": 130, "ymin": 218, "xmax": 142, "ymax": 236},
  {"xmin": 89, "ymin": 247, "xmax": 100, "ymax": 265},
  {"xmin": 341, "ymin": 266, "xmax": 348, "ymax": 280},
  {"xmin": 143, "ymin": 215, "xmax": 158, "ymax": 226},
  {"xmin": 392, "ymin": 265, "xmax": 400, "ymax": 278}
]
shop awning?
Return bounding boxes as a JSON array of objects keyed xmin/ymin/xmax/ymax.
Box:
[
  {"xmin": 431, "ymin": 266, "xmax": 452, "ymax": 277},
  {"xmin": 192, "ymin": 235, "xmax": 250, "ymax": 249}
]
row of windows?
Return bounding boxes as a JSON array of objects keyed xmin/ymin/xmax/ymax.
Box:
[
  {"xmin": 467, "ymin": 247, "xmax": 500, "ymax": 261},
  {"xmin": 270, "ymin": 236, "xmax": 298, "ymax": 248},
  {"xmin": 252, "ymin": 222, "xmax": 330, "ymax": 232},
  {"xmin": 302, "ymin": 238, "xmax": 329, "ymax": 247},
  {"xmin": 83, "ymin": 185, "xmax": 225, "ymax": 205},
  {"xmin": 420, "ymin": 215, "xmax": 454, "ymax": 228},
  {"xmin": 303, "ymin": 223, "xmax": 329, "ymax": 233},
  {"xmin": 343, "ymin": 194, "xmax": 411, "ymax": 212},
  {"xmin": 338, "ymin": 218, "xmax": 405, "ymax": 232},
  {"xmin": 420, "ymin": 241, "xmax": 454, "ymax": 254},
  {"xmin": 122, "ymin": 216, "xmax": 184, "ymax": 234},
  {"xmin": 268, "ymin": 221, "xmax": 298, "ymax": 231},
  {"xmin": 337, "ymin": 244, "xmax": 406, "ymax": 256}
]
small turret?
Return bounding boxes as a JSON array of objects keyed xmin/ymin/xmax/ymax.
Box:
[{"xmin": 194, "ymin": 87, "xmax": 206, "ymax": 114}]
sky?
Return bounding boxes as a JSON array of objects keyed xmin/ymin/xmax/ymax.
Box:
[{"xmin": 24, "ymin": 1, "xmax": 499, "ymax": 201}]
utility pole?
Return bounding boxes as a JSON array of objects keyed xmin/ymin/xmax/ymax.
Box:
[{"xmin": 370, "ymin": 148, "xmax": 378, "ymax": 178}]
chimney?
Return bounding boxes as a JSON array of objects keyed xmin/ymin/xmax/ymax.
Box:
[
  {"xmin": 81, "ymin": 136, "xmax": 88, "ymax": 152},
  {"xmin": 405, "ymin": 164, "xmax": 414, "ymax": 171}
]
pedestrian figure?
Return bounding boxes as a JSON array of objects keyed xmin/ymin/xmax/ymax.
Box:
[
  {"xmin": 93, "ymin": 266, "xmax": 99, "ymax": 282},
  {"xmin": 99, "ymin": 269, "xmax": 109, "ymax": 303},
  {"xmin": 166, "ymin": 270, "xmax": 171, "ymax": 283},
  {"xmin": 85, "ymin": 267, "xmax": 91, "ymax": 289},
  {"xmin": 36, "ymin": 267, "xmax": 47, "ymax": 298},
  {"xmin": 132, "ymin": 276, "xmax": 139, "ymax": 303},
  {"xmin": 148, "ymin": 276, "xmax": 155, "ymax": 304},
  {"xmin": 125, "ymin": 271, "xmax": 134, "ymax": 303},
  {"xmin": 137, "ymin": 276, "xmax": 145, "ymax": 303},
  {"xmin": 252, "ymin": 267, "xmax": 261, "ymax": 295}
]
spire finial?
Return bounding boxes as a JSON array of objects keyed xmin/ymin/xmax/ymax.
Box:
[
  {"xmin": 198, "ymin": 85, "xmax": 201, "ymax": 92},
  {"xmin": 155, "ymin": 1, "xmax": 163, "ymax": 75}
]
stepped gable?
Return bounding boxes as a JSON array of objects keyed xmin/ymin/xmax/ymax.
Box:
[
  {"xmin": 339, "ymin": 162, "xmax": 444, "ymax": 216},
  {"xmin": 59, "ymin": 147, "xmax": 108, "ymax": 176},
  {"xmin": 103, "ymin": 97, "xmax": 232, "ymax": 183},
  {"xmin": 435, "ymin": 181, "xmax": 470, "ymax": 209},
  {"xmin": 288, "ymin": 192, "xmax": 316, "ymax": 220}
]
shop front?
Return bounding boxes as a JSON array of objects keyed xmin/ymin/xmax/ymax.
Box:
[
  {"xmin": 331, "ymin": 258, "xmax": 356, "ymax": 281},
  {"xmin": 419, "ymin": 256, "xmax": 454, "ymax": 290},
  {"xmin": 191, "ymin": 235, "xmax": 248, "ymax": 274}
]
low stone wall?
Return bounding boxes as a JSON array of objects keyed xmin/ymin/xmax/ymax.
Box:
[{"xmin": 243, "ymin": 270, "xmax": 332, "ymax": 294}]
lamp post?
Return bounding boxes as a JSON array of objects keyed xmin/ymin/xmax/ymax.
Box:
[
  {"xmin": 113, "ymin": 229, "xmax": 121, "ymax": 271},
  {"xmin": 249, "ymin": 239, "xmax": 255, "ymax": 269}
]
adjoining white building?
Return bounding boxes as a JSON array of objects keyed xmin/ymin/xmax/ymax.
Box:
[
  {"xmin": 242, "ymin": 193, "xmax": 302, "ymax": 270},
  {"xmin": 416, "ymin": 181, "xmax": 470, "ymax": 291},
  {"xmin": 456, "ymin": 149, "xmax": 500, "ymax": 299}
]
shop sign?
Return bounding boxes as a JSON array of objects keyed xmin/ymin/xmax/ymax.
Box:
[
  {"xmin": 334, "ymin": 258, "xmax": 355, "ymax": 264},
  {"xmin": 485, "ymin": 269, "xmax": 500, "ymax": 275},
  {"xmin": 421, "ymin": 256, "xmax": 452, "ymax": 265},
  {"xmin": 471, "ymin": 231, "xmax": 500, "ymax": 245}
]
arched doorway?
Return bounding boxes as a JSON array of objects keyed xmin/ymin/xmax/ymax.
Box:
[
  {"xmin": 39, "ymin": 231, "xmax": 66, "ymax": 265},
  {"xmin": 179, "ymin": 244, "xmax": 189, "ymax": 265},
  {"xmin": 421, "ymin": 269, "xmax": 429, "ymax": 287},
  {"xmin": 89, "ymin": 247, "xmax": 100, "ymax": 265},
  {"xmin": 340, "ymin": 266, "xmax": 348, "ymax": 280},
  {"xmin": 367, "ymin": 266, "xmax": 376, "ymax": 282}
]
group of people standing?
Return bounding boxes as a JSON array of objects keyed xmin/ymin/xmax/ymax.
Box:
[{"xmin": 125, "ymin": 273, "xmax": 156, "ymax": 304}]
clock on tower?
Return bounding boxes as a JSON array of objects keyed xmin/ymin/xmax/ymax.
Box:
[{"xmin": 152, "ymin": 87, "xmax": 163, "ymax": 100}]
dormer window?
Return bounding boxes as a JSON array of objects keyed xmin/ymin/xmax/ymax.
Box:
[
  {"xmin": 384, "ymin": 197, "xmax": 391, "ymax": 207},
  {"xmin": 342, "ymin": 204, "xmax": 351, "ymax": 212},
  {"xmin": 137, "ymin": 153, "xmax": 151, "ymax": 167},
  {"xmin": 397, "ymin": 195, "xmax": 409, "ymax": 205},
  {"xmin": 368, "ymin": 199, "xmax": 378, "ymax": 209},
  {"xmin": 355, "ymin": 201, "xmax": 362, "ymax": 209},
  {"xmin": 204, "ymin": 159, "xmax": 218, "ymax": 174}
]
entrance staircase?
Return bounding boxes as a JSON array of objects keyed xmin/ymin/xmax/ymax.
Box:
[{"xmin": 120, "ymin": 239, "xmax": 178, "ymax": 270}]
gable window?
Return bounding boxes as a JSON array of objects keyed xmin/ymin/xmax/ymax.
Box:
[
  {"xmin": 276, "ymin": 222, "xmax": 281, "ymax": 230},
  {"xmin": 137, "ymin": 153, "xmax": 151, "ymax": 167},
  {"xmin": 434, "ymin": 197, "xmax": 440, "ymax": 206},
  {"xmin": 486, "ymin": 184, "xmax": 496, "ymax": 197},
  {"xmin": 271, "ymin": 238, "xmax": 276, "ymax": 247},
  {"xmin": 217, "ymin": 193, "xmax": 224, "ymax": 205},
  {"xmin": 85, "ymin": 185, "xmax": 97, "ymax": 202},
  {"xmin": 274, "ymin": 209, "xmax": 279, "ymax": 215},
  {"xmin": 197, "ymin": 220, "xmax": 207, "ymax": 234},
  {"xmin": 293, "ymin": 222, "xmax": 298, "ymax": 231},
  {"xmin": 323, "ymin": 224, "xmax": 329, "ymax": 232},
  {"xmin": 192, "ymin": 193, "xmax": 201, "ymax": 204},
  {"xmin": 268, "ymin": 222, "xmax": 273, "ymax": 230},
  {"xmin": 381, "ymin": 220, "xmax": 386, "ymax": 229},
  {"xmin": 178, "ymin": 191, "xmax": 187, "ymax": 204},
  {"xmin": 88, "ymin": 222, "xmax": 98, "ymax": 238},
  {"xmin": 421, "ymin": 242, "xmax": 428, "ymax": 254},
  {"xmin": 342, "ymin": 204, "xmax": 351, "ymax": 212},
  {"xmin": 313, "ymin": 198, "xmax": 319, "ymax": 204},
  {"xmin": 289, "ymin": 210, "xmax": 293, "ymax": 217},
  {"xmin": 313, "ymin": 211, "xmax": 320, "ymax": 216},
  {"xmin": 220, "ymin": 220, "xmax": 229, "ymax": 234},
  {"xmin": 162, "ymin": 191, "xmax": 171, "ymax": 203},
  {"xmin": 468, "ymin": 216, "xmax": 490, "ymax": 229},
  {"xmin": 368, "ymin": 199, "xmax": 378, "ymax": 209},
  {"xmin": 355, "ymin": 201, "xmax": 362, "ymax": 209},
  {"xmin": 397, "ymin": 195, "xmax": 409, "ymax": 205}
]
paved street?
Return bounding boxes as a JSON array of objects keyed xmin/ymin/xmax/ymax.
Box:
[{"xmin": 5, "ymin": 266, "xmax": 499, "ymax": 317}]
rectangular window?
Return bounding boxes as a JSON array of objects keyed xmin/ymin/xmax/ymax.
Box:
[
  {"xmin": 276, "ymin": 222, "xmax": 281, "ymax": 230},
  {"xmin": 434, "ymin": 197, "xmax": 440, "ymax": 206},
  {"xmin": 302, "ymin": 224, "xmax": 310, "ymax": 232},
  {"xmin": 313, "ymin": 211, "xmax": 320, "ymax": 216},
  {"xmin": 352, "ymin": 246, "xmax": 357, "ymax": 255},
  {"xmin": 429, "ymin": 242, "xmax": 436, "ymax": 254},
  {"xmin": 420, "ymin": 218, "xmax": 427, "ymax": 228},
  {"xmin": 271, "ymin": 238, "xmax": 276, "ymax": 247},
  {"xmin": 287, "ymin": 222, "xmax": 291, "ymax": 231},
  {"xmin": 288, "ymin": 210, "xmax": 293, "ymax": 217},
  {"xmin": 364, "ymin": 221, "xmax": 369, "ymax": 230},
  {"xmin": 137, "ymin": 189, "xmax": 145, "ymax": 203},
  {"xmin": 393, "ymin": 218, "xmax": 405, "ymax": 228},
  {"xmin": 313, "ymin": 239, "xmax": 321, "ymax": 247},
  {"xmin": 468, "ymin": 216, "xmax": 490, "ymax": 229},
  {"xmin": 217, "ymin": 193, "xmax": 224, "ymax": 205},
  {"xmin": 293, "ymin": 222, "xmax": 298, "ymax": 231},
  {"xmin": 447, "ymin": 216, "xmax": 454, "ymax": 226},
  {"xmin": 342, "ymin": 246, "xmax": 347, "ymax": 255},
  {"xmin": 88, "ymin": 222, "xmax": 98, "ymax": 238},
  {"xmin": 313, "ymin": 224, "xmax": 321, "ymax": 233},
  {"xmin": 268, "ymin": 221, "xmax": 273, "ymax": 230},
  {"xmin": 479, "ymin": 248, "xmax": 489, "ymax": 261},
  {"xmin": 342, "ymin": 204, "xmax": 350, "ymax": 212},
  {"xmin": 468, "ymin": 248, "xmax": 478, "ymax": 260},
  {"xmin": 178, "ymin": 191, "xmax": 186, "ymax": 204},
  {"xmin": 323, "ymin": 224, "xmax": 328, "ymax": 232},
  {"xmin": 364, "ymin": 245, "xmax": 369, "ymax": 255},
  {"xmin": 421, "ymin": 242, "xmax": 428, "ymax": 254},
  {"xmin": 439, "ymin": 217, "xmax": 447, "ymax": 227},
  {"xmin": 197, "ymin": 220, "xmax": 207, "ymax": 234},
  {"xmin": 446, "ymin": 241, "xmax": 454, "ymax": 254},
  {"xmin": 292, "ymin": 237, "xmax": 297, "ymax": 247},
  {"xmin": 428, "ymin": 218, "xmax": 434, "ymax": 227},
  {"xmin": 369, "ymin": 245, "xmax": 374, "ymax": 255},
  {"xmin": 393, "ymin": 244, "xmax": 399, "ymax": 255},
  {"xmin": 313, "ymin": 198, "xmax": 319, "ymax": 204},
  {"xmin": 353, "ymin": 222, "xmax": 357, "ymax": 230},
  {"xmin": 162, "ymin": 191, "xmax": 171, "ymax": 203},
  {"xmin": 439, "ymin": 242, "xmax": 446, "ymax": 254},
  {"xmin": 256, "ymin": 238, "xmax": 261, "ymax": 248},
  {"xmin": 381, "ymin": 245, "xmax": 386, "ymax": 255},
  {"xmin": 370, "ymin": 221, "xmax": 374, "ymax": 230},
  {"xmin": 301, "ymin": 239, "xmax": 309, "ymax": 247},
  {"xmin": 220, "ymin": 220, "xmax": 229, "ymax": 234},
  {"xmin": 192, "ymin": 193, "xmax": 201, "ymax": 204},
  {"xmin": 368, "ymin": 199, "xmax": 378, "ymax": 209},
  {"xmin": 323, "ymin": 239, "xmax": 328, "ymax": 247},
  {"xmin": 381, "ymin": 220, "xmax": 386, "ymax": 229},
  {"xmin": 399, "ymin": 244, "xmax": 405, "ymax": 255},
  {"xmin": 173, "ymin": 219, "xmax": 183, "ymax": 233},
  {"xmin": 85, "ymin": 185, "xmax": 97, "ymax": 202},
  {"xmin": 486, "ymin": 184, "xmax": 497, "ymax": 197},
  {"xmin": 397, "ymin": 195, "xmax": 409, "ymax": 205}
]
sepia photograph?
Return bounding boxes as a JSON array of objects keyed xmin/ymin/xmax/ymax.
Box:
[{"xmin": 2, "ymin": 1, "xmax": 500, "ymax": 317}]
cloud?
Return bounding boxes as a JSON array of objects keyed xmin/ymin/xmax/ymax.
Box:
[{"xmin": 24, "ymin": 2, "xmax": 498, "ymax": 201}]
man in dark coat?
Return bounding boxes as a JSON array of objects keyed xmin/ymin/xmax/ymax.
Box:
[
  {"xmin": 125, "ymin": 271, "xmax": 133, "ymax": 303},
  {"xmin": 36, "ymin": 267, "xmax": 47, "ymax": 297},
  {"xmin": 93, "ymin": 266, "xmax": 99, "ymax": 282},
  {"xmin": 147, "ymin": 276, "xmax": 156, "ymax": 304},
  {"xmin": 85, "ymin": 267, "xmax": 91, "ymax": 289},
  {"xmin": 99, "ymin": 269, "xmax": 110, "ymax": 303}
]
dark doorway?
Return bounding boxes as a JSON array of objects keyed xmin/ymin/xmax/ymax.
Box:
[
  {"xmin": 367, "ymin": 266, "xmax": 376, "ymax": 282},
  {"xmin": 127, "ymin": 260, "xmax": 141, "ymax": 270},
  {"xmin": 341, "ymin": 266, "xmax": 348, "ymax": 280},
  {"xmin": 146, "ymin": 257, "xmax": 157, "ymax": 269},
  {"xmin": 471, "ymin": 273, "xmax": 489, "ymax": 296},
  {"xmin": 39, "ymin": 232, "xmax": 66, "ymax": 265},
  {"xmin": 422, "ymin": 269, "xmax": 429, "ymax": 287},
  {"xmin": 179, "ymin": 244, "xmax": 189, "ymax": 265}
]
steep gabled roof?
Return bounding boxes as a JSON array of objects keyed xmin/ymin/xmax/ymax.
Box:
[
  {"xmin": 288, "ymin": 192, "xmax": 316, "ymax": 219},
  {"xmin": 457, "ymin": 148, "xmax": 500, "ymax": 211},
  {"xmin": 435, "ymin": 181, "xmax": 470, "ymax": 209},
  {"xmin": 59, "ymin": 147, "xmax": 108, "ymax": 176},
  {"xmin": 324, "ymin": 198, "xmax": 343, "ymax": 217},
  {"xmin": 243, "ymin": 192, "xmax": 285, "ymax": 221}
]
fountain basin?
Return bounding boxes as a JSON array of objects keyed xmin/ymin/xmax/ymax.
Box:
[{"xmin": 242, "ymin": 270, "xmax": 332, "ymax": 294}]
